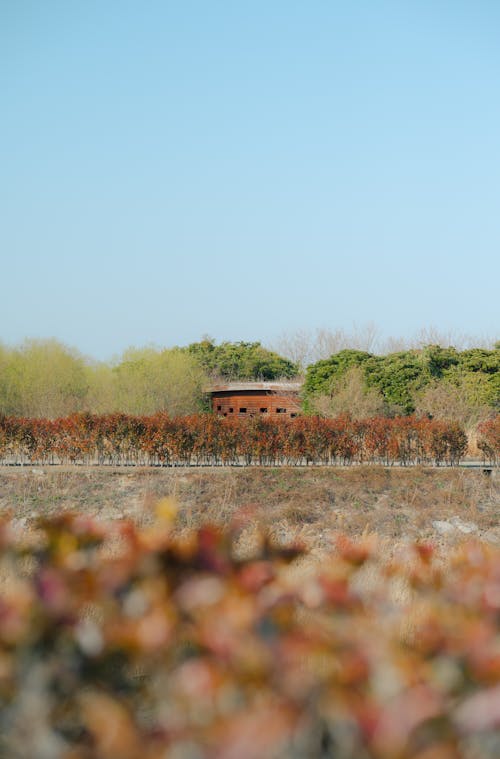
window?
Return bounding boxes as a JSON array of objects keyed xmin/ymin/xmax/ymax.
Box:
[
  {"xmin": 217, "ymin": 405, "xmax": 222, "ymax": 411},
  {"xmin": 290, "ymin": 413, "xmax": 297, "ymax": 418},
  {"xmin": 276, "ymin": 408, "xmax": 286, "ymax": 414},
  {"xmin": 229, "ymin": 408, "xmax": 233, "ymax": 413},
  {"xmin": 260, "ymin": 407, "xmax": 268, "ymax": 413},
  {"xmin": 239, "ymin": 408, "xmax": 247, "ymax": 413}
]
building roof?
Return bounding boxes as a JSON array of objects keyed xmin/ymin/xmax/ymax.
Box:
[{"xmin": 208, "ymin": 381, "xmax": 302, "ymax": 393}]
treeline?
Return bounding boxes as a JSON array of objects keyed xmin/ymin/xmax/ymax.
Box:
[
  {"xmin": 0, "ymin": 338, "xmax": 498, "ymax": 426},
  {"xmin": 303, "ymin": 345, "xmax": 500, "ymax": 425},
  {"xmin": 0, "ymin": 413, "xmax": 479, "ymax": 466},
  {"xmin": 0, "ymin": 339, "xmax": 296, "ymax": 418}
]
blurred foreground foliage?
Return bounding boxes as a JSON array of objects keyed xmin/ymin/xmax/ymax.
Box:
[{"xmin": 1, "ymin": 511, "xmax": 500, "ymax": 758}]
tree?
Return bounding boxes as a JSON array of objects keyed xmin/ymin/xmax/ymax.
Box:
[
  {"xmin": 271, "ymin": 324, "xmax": 379, "ymax": 369},
  {"xmin": 185, "ymin": 340, "xmax": 299, "ymax": 380},
  {"xmin": 2, "ymin": 339, "xmax": 89, "ymax": 418},
  {"xmin": 302, "ymin": 350, "xmax": 374, "ymax": 409},
  {"xmin": 112, "ymin": 347, "xmax": 208, "ymax": 416},
  {"xmin": 84, "ymin": 362, "xmax": 116, "ymax": 414},
  {"xmin": 304, "ymin": 349, "xmax": 429, "ymax": 416},
  {"xmin": 0, "ymin": 343, "xmax": 12, "ymax": 413},
  {"xmin": 310, "ymin": 367, "xmax": 388, "ymax": 419},
  {"xmin": 422, "ymin": 345, "xmax": 460, "ymax": 377},
  {"xmin": 362, "ymin": 351, "xmax": 430, "ymax": 414},
  {"xmin": 415, "ymin": 379, "xmax": 492, "ymax": 428}
]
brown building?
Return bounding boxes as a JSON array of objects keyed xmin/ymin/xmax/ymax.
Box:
[{"xmin": 209, "ymin": 381, "xmax": 302, "ymax": 419}]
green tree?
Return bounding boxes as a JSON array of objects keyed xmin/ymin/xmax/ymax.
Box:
[
  {"xmin": 422, "ymin": 345, "xmax": 460, "ymax": 377},
  {"xmin": 303, "ymin": 350, "xmax": 373, "ymax": 399},
  {"xmin": 363, "ymin": 351, "xmax": 430, "ymax": 414},
  {"xmin": 304, "ymin": 343, "xmax": 500, "ymax": 419},
  {"xmin": 455, "ymin": 348, "xmax": 500, "ymax": 375},
  {"xmin": 185, "ymin": 339, "xmax": 299, "ymax": 380}
]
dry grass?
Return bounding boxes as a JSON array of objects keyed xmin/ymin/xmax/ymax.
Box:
[{"xmin": 1, "ymin": 466, "xmax": 498, "ymax": 553}]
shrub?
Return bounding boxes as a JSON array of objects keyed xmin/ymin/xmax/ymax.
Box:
[{"xmin": 0, "ymin": 413, "xmax": 473, "ymax": 467}]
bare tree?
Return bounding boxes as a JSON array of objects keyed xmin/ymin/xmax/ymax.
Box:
[
  {"xmin": 270, "ymin": 323, "xmax": 379, "ymax": 368},
  {"xmin": 378, "ymin": 326, "xmax": 497, "ymax": 354},
  {"xmin": 415, "ymin": 378, "xmax": 493, "ymax": 430}
]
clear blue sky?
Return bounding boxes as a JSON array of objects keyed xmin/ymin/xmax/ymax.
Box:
[{"xmin": 1, "ymin": 1, "xmax": 499, "ymax": 359}]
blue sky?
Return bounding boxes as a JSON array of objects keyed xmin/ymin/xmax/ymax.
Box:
[{"xmin": 1, "ymin": 1, "xmax": 499, "ymax": 359}]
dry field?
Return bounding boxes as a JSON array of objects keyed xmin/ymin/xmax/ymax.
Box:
[{"xmin": 1, "ymin": 465, "xmax": 498, "ymax": 555}]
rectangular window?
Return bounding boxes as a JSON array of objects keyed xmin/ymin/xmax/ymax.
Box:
[
  {"xmin": 217, "ymin": 405, "xmax": 222, "ymax": 411},
  {"xmin": 276, "ymin": 408, "xmax": 286, "ymax": 414},
  {"xmin": 239, "ymin": 408, "xmax": 247, "ymax": 413},
  {"xmin": 229, "ymin": 408, "xmax": 233, "ymax": 413},
  {"xmin": 290, "ymin": 413, "xmax": 297, "ymax": 418},
  {"xmin": 260, "ymin": 407, "xmax": 268, "ymax": 413}
]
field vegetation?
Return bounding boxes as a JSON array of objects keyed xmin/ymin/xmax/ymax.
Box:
[{"xmin": 1, "ymin": 466, "xmax": 498, "ymax": 545}]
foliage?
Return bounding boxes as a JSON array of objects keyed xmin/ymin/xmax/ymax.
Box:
[
  {"xmin": 363, "ymin": 352, "xmax": 430, "ymax": 414},
  {"xmin": 111, "ymin": 347, "xmax": 207, "ymax": 416},
  {"xmin": 304, "ymin": 346, "xmax": 500, "ymax": 416},
  {"xmin": 309, "ymin": 367, "xmax": 388, "ymax": 419},
  {"xmin": 0, "ymin": 342, "xmax": 208, "ymax": 419},
  {"xmin": 0, "ymin": 339, "xmax": 90, "ymax": 418},
  {"xmin": 439, "ymin": 366, "xmax": 499, "ymax": 413},
  {"xmin": 477, "ymin": 416, "xmax": 500, "ymax": 465},
  {"xmin": 304, "ymin": 350, "xmax": 428, "ymax": 415},
  {"xmin": 422, "ymin": 344, "xmax": 460, "ymax": 376},
  {"xmin": 2, "ymin": 512, "xmax": 500, "ymax": 757},
  {"xmin": 416, "ymin": 378, "xmax": 494, "ymax": 429},
  {"xmin": 458, "ymin": 347, "xmax": 500, "ymax": 374},
  {"xmin": 0, "ymin": 412, "xmax": 472, "ymax": 467},
  {"xmin": 0, "ymin": 339, "xmax": 497, "ymax": 421},
  {"xmin": 303, "ymin": 350, "xmax": 373, "ymax": 392},
  {"xmin": 185, "ymin": 339, "xmax": 299, "ymax": 380},
  {"xmin": 83, "ymin": 362, "xmax": 116, "ymax": 414}
]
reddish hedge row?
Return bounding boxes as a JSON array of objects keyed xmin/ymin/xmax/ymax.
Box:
[
  {"xmin": 0, "ymin": 413, "xmax": 472, "ymax": 466},
  {"xmin": 477, "ymin": 416, "xmax": 500, "ymax": 465}
]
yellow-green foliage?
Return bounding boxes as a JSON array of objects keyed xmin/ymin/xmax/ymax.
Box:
[
  {"xmin": 111, "ymin": 346, "xmax": 207, "ymax": 416},
  {"xmin": 0, "ymin": 340, "xmax": 208, "ymax": 418},
  {"xmin": 0, "ymin": 339, "xmax": 89, "ymax": 418}
]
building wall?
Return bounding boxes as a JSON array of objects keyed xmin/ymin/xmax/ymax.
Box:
[{"xmin": 212, "ymin": 390, "xmax": 300, "ymax": 418}]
